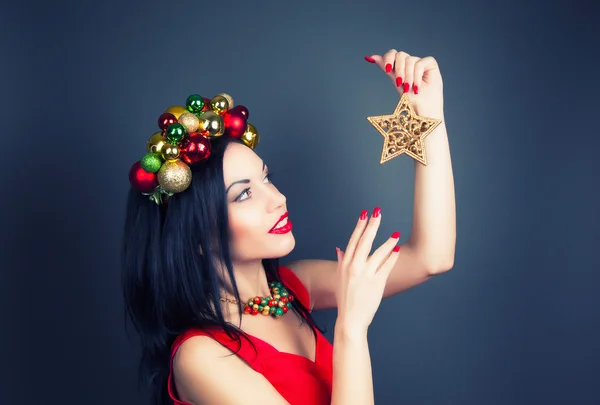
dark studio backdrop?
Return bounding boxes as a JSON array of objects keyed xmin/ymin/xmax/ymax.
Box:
[{"xmin": 2, "ymin": 0, "xmax": 599, "ymax": 404}]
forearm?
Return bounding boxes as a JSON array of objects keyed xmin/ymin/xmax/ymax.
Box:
[
  {"xmin": 330, "ymin": 321, "xmax": 374, "ymax": 405},
  {"xmin": 408, "ymin": 118, "xmax": 456, "ymax": 271}
]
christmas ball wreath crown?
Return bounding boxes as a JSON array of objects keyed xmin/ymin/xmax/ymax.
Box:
[{"xmin": 128, "ymin": 93, "xmax": 259, "ymax": 205}]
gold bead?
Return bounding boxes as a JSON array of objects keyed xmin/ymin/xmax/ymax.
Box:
[
  {"xmin": 164, "ymin": 105, "xmax": 188, "ymax": 119},
  {"xmin": 240, "ymin": 123, "xmax": 259, "ymax": 149},
  {"xmin": 274, "ymin": 294, "xmax": 280, "ymax": 300},
  {"xmin": 210, "ymin": 95, "xmax": 230, "ymax": 115},
  {"xmin": 253, "ymin": 304, "xmax": 259, "ymax": 310}
]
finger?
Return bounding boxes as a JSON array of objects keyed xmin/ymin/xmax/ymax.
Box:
[
  {"xmin": 413, "ymin": 56, "xmax": 437, "ymax": 93},
  {"xmin": 382, "ymin": 49, "xmax": 397, "ymax": 76},
  {"xmin": 366, "ymin": 231, "xmax": 401, "ymax": 273},
  {"xmin": 394, "ymin": 51, "xmax": 409, "ymax": 89},
  {"xmin": 403, "ymin": 56, "xmax": 419, "ymax": 94},
  {"xmin": 376, "ymin": 245, "xmax": 401, "ymax": 281},
  {"xmin": 352, "ymin": 207, "xmax": 382, "ymax": 263},
  {"xmin": 336, "ymin": 247, "xmax": 345, "ymax": 263},
  {"xmin": 342, "ymin": 210, "xmax": 369, "ymax": 265}
]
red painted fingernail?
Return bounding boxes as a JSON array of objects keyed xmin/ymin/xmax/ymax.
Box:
[
  {"xmin": 414, "ymin": 85, "xmax": 419, "ymax": 94},
  {"xmin": 364, "ymin": 56, "xmax": 376, "ymax": 63},
  {"xmin": 360, "ymin": 210, "xmax": 368, "ymax": 220},
  {"xmin": 372, "ymin": 207, "xmax": 381, "ymax": 218},
  {"xmin": 395, "ymin": 77, "xmax": 403, "ymax": 87},
  {"xmin": 385, "ymin": 64, "xmax": 392, "ymax": 73},
  {"xmin": 403, "ymin": 82, "xmax": 410, "ymax": 93},
  {"xmin": 391, "ymin": 231, "xmax": 400, "ymax": 239},
  {"xmin": 393, "ymin": 245, "xmax": 401, "ymax": 252}
]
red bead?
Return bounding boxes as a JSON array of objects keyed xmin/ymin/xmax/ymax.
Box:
[
  {"xmin": 128, "ymin": 161, "xmax": 158, "ymax": 192},
  {"xmin": 253, "ymin": 297, "xmax": 261, "ymax": 304},
  {"xmin": 282, "ymin": 306, "xmax": 288, "ymax": 313},
  {"xmin": 288, "ymin": 295, "xmax": 294, "ymax": 302},
  {"xmin": 280, "ymin": 296, "xmax": 288, "ymax": 303},
  {"xmin": 268, "ymin": 299, "xmax": 276, "ymax": 307},
  {"xmin": 223, "ymin": 109, "xmax": 248, "ymax": 138},
  {"xmin": 180, "ymin": 137, "xmax": 211, "ymax": 165},
  {"xmin": 158, "ymin": 113, "xmax": 177, "ymax": 131},
  {"xmin": 243, "ymin": 306, "xmax": 252, "ymax": 314},
  {"xmin": 251, "ymin": 308, "xmax": 259, "ymax": 315}
]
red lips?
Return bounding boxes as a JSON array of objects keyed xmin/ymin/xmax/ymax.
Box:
[{"xmin": 269, "ymin": 212, "xmax": 292, "ymax": 234}]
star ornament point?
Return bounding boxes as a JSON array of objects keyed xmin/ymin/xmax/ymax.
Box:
[{"xmin": 366, "ymin": 93, "xmax": 442, "ymax": 165}]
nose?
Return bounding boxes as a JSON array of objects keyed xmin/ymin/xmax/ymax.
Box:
[{"xmin": 267, "ymin": 184, "xmax": 286, "ymax": 212}]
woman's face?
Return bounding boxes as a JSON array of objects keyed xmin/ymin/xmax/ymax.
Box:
[{"xmin": 223, "ymin": 142, "xmax": 295, "ymax": 262}]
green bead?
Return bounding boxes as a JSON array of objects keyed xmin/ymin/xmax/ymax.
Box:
[
  {"xmin": 261, "ymin": 299, "xmax": 268, "ymax": 306},
  {"xmin": 258, "ymin": 305, "xmax": 263, "ymax": 311},
  {"xmin": 140, "ymin": 153, "xmax": 162, "ymax": 173},
  {"xmin": 186, "ymin": 94, "xmax": 205, "ymax": 113},
  {"xmin": 281, "ymin": 291, "xmax": 288, "ymax": 297},
  {"xmin": 270, "ymin": 306, "xmax": 276, "ymax": 314},
  {"xmin": 287, "ymin": 302, "xmax": 292, "ymax": 308},
  {"xmin": 166, "ymin": 123, "xmax": 185, "ymax": 143},
  {"xmin": 275, "ymin": 308, "xmax": 284, "ymax": 316}
]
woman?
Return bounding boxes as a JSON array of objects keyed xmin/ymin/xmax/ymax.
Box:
[{"xmin": 122, "ymin": 48, "xmax": 456, "ymax": 405}]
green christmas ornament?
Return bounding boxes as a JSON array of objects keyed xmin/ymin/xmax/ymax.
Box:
[
  {"xmin": 186, "ymin": 94, "xmax": 205, "ymax": 114},
  {"xmin": 140, "ymin": 153, "xmax": 162, "ymax": 173},
  {"xmin": 166, "ymin": 123, "xmax": 186, "ymax": 143}
]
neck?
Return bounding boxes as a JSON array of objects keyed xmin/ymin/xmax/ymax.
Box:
[{"xmin": 220, "ymin": 259, "xmax": 272, "ymax": 300}]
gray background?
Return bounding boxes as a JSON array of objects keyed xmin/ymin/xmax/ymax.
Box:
[{"xmin": 2, "ymin": 0, "xmax": 599, "ymax": 404}]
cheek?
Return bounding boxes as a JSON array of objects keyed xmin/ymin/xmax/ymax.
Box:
[{"xmin": 228, "ymin": 207, "xmax": 265, "ymax": 244}]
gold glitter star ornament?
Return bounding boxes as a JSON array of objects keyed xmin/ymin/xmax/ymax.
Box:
[{"xmin": 367, "ymin": 93, "xmax": 442, "ymax": 165}]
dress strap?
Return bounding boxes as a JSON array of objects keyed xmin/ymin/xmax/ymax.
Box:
[
  {"xmin": 168, "ymin": 328, "xmax": 262, "ymax": 404},
  {"xmin": 278, "ymin": 265, "xmax": 311, "ymax": 311}
]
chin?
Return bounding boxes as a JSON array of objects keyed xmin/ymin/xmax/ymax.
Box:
[{"xmin": 266, "ymin": 232, "xmax": 296, "ymax": 259}]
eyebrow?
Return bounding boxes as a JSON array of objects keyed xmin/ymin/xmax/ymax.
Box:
[{"xmin": 225, "ymin": 161, "xmax": 266, "ymax": 195}]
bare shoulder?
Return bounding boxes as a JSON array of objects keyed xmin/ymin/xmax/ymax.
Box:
[
  {"xmin": 284, "ymin": 259, "xmax": 338, "ymax": 310},
  {"xmin": 172, "ymin": 335, "xmax": 290, "ymax": 405}
]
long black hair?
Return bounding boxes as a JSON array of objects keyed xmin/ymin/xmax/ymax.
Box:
[{"xmin": 121, "ymin": 137, "xmax": 318, "ymax": 404}]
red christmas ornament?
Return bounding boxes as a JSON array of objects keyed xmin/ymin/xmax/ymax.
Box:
[
  {"xmin": 201, "ymin": 97, "xmax": 211, "ymax": 112},
  {"xmin": 188, "ymin": 131, "xmax": 209, "ymax": 142},
  {"xmin": 180, "ymin": 137, "xmax": 211, "ymax": 165},
  {"xmin": 234, "ymin": 105, "xmax": 249, "ymax": 119},
  {"xmin": 244, "ymin": 306, "xmax": 252, "ymax": 314},
  {"xmin": 128, "ymin": 161, "xmax": 159, "ymax": 192},
  {"xmin": 158, "ymin": 113, "xmax": 177, "ymax": 131},
  {"xmin": 223, "ymin": 109, "xmax": 248, "ymax": 138},
  {"xmin": 282, "ymin": 306, "xmax": 289, "ymax": 314}
]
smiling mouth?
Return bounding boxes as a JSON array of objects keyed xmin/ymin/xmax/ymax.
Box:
[{"xmin": 269, "ymin": 212, "xmax": 292, "ymax": 234}]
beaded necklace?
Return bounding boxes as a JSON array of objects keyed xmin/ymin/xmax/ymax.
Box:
[{"xmin": 219, "ymin": 281, "xmax": 294, "ymax": 318}]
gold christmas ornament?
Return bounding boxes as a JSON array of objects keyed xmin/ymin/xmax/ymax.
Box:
[
  {"xmin": 218, "ymin": 93, "xmax": 234, "ymax": 108},
  {"xmin": 164, "ymin": 105, "xmax": 188, "ymax": 119},
  {"xmin": 241, "ymin": 123, "xmax": 259, "ymax": 149},
  {"xmin": 162, "ymin": 143, "xmax": 180, "ymax": 161},
  {"xmin": 178, "ymin": 112, "xmax": 200, "ymax": 133},
  {"xmin": 147, "ymin": 132, "xmax": 167, "ymax": 154},
  {"xmin": 158, "ymin": 159, "xmax": 192, "ymax": 193},
  {"xmin": 198, "ymin": 111, "xmax": 225, "ymax": 137},
  {"xmin": 210, "ymin": 95, "xmax": 230, "ymax": 115},
  {"xmin": 366, "ymin": 93, "xmax": 442, "ymax": 165}
]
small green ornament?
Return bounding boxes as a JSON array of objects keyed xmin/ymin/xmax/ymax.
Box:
[
  {"xmin": 166, "ymin": 123, "xmax": 186, "ymax": 143},
  {"xmin": 140, "ymin": 153, "xmax": 162, "ymax": 173},
  {"xmin": 186, "ymin": 94, "xmax": 205, "ymax": 113},
  {"xmin": 270, "ymin": 306, "xmax": 277, "ymax": 314},
  {"xmin": 275, "ymin": 307, "xmax": 284, "ymax": 316}
]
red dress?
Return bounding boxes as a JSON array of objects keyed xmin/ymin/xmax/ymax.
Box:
[{"xmin": 167, "ymin": 266, "xmax": 333, "ymax": 405}]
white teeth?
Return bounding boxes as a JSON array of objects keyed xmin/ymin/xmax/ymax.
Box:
[{"xmin": 274, "ymin": 217, "xmax": 288, "ymax": 229}]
